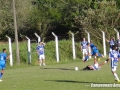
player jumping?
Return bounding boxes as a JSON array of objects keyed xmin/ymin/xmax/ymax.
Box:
[{"xmin": 83, "ymin": 42, "xmax": 104, "ymax": 62}]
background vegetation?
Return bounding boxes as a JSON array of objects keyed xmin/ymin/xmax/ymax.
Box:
[
  {"xmin": 0, "ymin": 0, "xmax": 120, "ymax": 65},
  {"xmin": 0, "ymin": 0, "xmax": 120, "ymax": 40}
]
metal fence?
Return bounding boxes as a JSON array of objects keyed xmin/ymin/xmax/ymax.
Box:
[{"xmin": 1, "ymin": 29, "xmax": 119, "ymax": 66}]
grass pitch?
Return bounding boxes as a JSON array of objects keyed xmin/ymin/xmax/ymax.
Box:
[{"xmin": 0, "ymin": 60, "xmax": 120, "ymax": 90}]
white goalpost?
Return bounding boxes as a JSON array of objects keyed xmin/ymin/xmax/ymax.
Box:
[{"xmin": 6, "ymin": 35, "xmax": 13, "ymax": 66}]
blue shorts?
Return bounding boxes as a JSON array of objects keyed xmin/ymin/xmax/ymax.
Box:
[
  {"xmin": 0, "ymin": 60, "xmax": 6, "ymax": 70},
  {"xmin": 98, "ymin": 53, "xmax": 102, "ymax": 57},
  {"xmin": 92, "ymin": 50, "xmax": 99, "ymax": 56}
]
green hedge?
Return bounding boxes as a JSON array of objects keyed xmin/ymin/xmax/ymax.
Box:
[{"xmin": 0, "ymin": 40, "xmax": 88, "ymax": 66}]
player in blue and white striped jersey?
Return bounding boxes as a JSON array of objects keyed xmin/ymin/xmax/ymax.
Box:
[
  {"xmin": 106, "ymin": 36, "xmax": 115, "ymax": 52},
  {"xmin": 80, "ymin": 38, "xmax": 88, "ymax": 60},
  {"xmin": 36, "ymin": 42, "xmax": 46, "ymax": 66},
  {"xmin": 107, "ymin": 45, "xmax": 120, "ymax": 83}
]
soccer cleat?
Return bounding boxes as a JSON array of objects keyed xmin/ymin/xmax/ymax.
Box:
[
  {"xmin": 97, "ymin": 58, "xmax": 100, "ymax": 61},
  {"xmin": 117, "ymin": 80, "xmax": 120, "ymax": 83},
  {"xmin": 39, "ymin": 64, "xmax": 42, "ymax": 66},
  {"xmin": 0, "ymin": 79, "xmax": 2, "ymax": 82},
  {"xmin": 115, "ymin": 80, "xmax": 120, "ymax": 83},
  {"xmin": 43, "ymin": 64, "xmax": 46, "ymax": 66}
]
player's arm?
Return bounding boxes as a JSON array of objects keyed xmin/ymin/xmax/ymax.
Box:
[
  {"xmin": 36, "ymin": 46, "xmax": 39, "ymax": 55},
  {"xmin": 42, "ymin": 42, "xmax": 46, "ymax": 46},
  {"xmin": 6, "ymin": 53, "xmax": 10, "ymax": 60},
  {"xmin": 106, "ymin": 39, "xmax": 109, "ymax": 42},
  {"xmin": 104, "ymin": 52, "xmax": 111, "ymax": 64},
  {"xmin": 99, "ymin": 57, "xmax": 110, "ymax": 67},
  {"xmin": 80, "ymin": 43, "xmax": 82, "ymax": 51},
  {"xmin": 118, "ymin": 53, "xmax": 120, "ymax": 61},
  {"xmin": 36, "ymin": 50, "xmax": 39, "ymax": 55},
  {"xmin": 41, "ymin": 42, "xmax": 45, "ymax": 46}
]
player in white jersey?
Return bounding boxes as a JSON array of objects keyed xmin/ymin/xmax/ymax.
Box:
[
  {"xmin": 36, "ymin": 42, "xmax": 46, "ymax": 66},
  {"xmin": 80, "ymin": 38, "xmax": 88, "ymax": 60},
  {"xmin": 107, "ymin": 45, "xmax": 120, "ymax": 83}
]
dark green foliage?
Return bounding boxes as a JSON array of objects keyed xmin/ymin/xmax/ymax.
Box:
[{"xmin": 0, "ymin": 0, "xmax": 119, "ymax": 50}]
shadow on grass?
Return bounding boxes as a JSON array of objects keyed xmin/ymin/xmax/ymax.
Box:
[
  {"xmin": 41, "ymin": 67, "xmax": 74, "ymax": 71},
  {"xmin": 45, "ymin": 80, "xmax": 93, "ymax": 83},
  {"xmin": 45, "ymin": 80, "xmax": 113, "ymax": 84},
  {"xmin": 42, "ymin": 67, "xmax": 94, "ymax": 72}
]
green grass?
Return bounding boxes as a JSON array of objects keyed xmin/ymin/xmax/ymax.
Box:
[{"xmin": 0, "ymin": 59, "xmax": 120, "ymax": 90}]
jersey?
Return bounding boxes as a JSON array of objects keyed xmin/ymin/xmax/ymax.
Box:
[
  {"xmin": 81, "ymin": 41, "xmax": 88, "ymax": 49},
  {"xmin": 116, "ymin": 39, "xmax": 120, "ymax": 52},
  {"xmin": 93, "ymin": 62, "xmax": 100, "ymax": 70},
  {"xmin": 90, "ymin": 43, "xmax": 95, "ymax": 49},
  {"xmin": 109, "ymin": 50, "xmax": 120, "ymax": 68},
  {"xmin": 36, "ymin": 45, "xmax": 45, "ymax": 55},
  {"xmin": 91, "ymin": 45, "xmax": 99, "ymax": 56},
  {"xmin": 109, "ymin": 40, "xmax": 115, "ymax": 48},
  {"xmin": 0, "ymin": 52, "xmax": 7, "ymax": 69}
]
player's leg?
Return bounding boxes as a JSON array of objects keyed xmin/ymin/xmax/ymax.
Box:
[
  {"xmin": 99, "ymin": 59, "xmax": 109, "ymax": 68},
  {"xmin": 96, "ymin": 53, "xmax": 104, "ymax": 61},
  {"xmin": 82, "ymin": 49, "xmax": 85, "ymax": 60},
  {"xmin": 0, "ymin": 64, "xmax": 5, "ymax": 81},
  {"xmin": 83, "ymin": 65, "xmax": 90, "ymax": 70},
  {"xmin": 42, "ymin": 55, "xmax": 46, "ymax": 66},
  {"xmin": 83, "ymin": 65, "xmax": 94, "ymax": 70},
  {"xmin": 83, "ymin": 53, "xmax": 91, "ymax": 62},
  {"xmin": 111, "ymin": 59, "xmax": 120, "ymax": 83},
  {"xmin": 85, "ymin": 49, "xmax": 89, "ymax": 61},
  {"xmin": 111, "ymin": 66, "xmax": 120, "ymax": 83},
  {"xmin": 83, "ymin": 55, "xmax": 89, "ymax": 62},
  {"xmin": 38, "ymin": 55, "xmax": 42, "ymax": 66},
  {"xmin": 0, "ymin": 69, "xmax": 4, "ymax": 81}
]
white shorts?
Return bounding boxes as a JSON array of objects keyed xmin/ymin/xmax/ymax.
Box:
[
  {"xmin": 110, "ymin": 48, "xmax": 112, "ymax": 52},
  {"xmin": 38, "ymin": 55, "xmax": 45, "ymax": 60},
  {"xmin": 111, "ymin": 66, "xmax": 117, "ymax": 72},
  {"xmin": 82, "ymin": 49, "xmax": 88, "ymax": 55}
]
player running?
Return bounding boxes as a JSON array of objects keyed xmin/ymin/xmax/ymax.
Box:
[
  {"xmin": 0, "ymin": 48, "xmax": 10, "ymax": 82},
  {"xmin": 107, "ymin": 45, "xmax": 120, "ymax": 83}
]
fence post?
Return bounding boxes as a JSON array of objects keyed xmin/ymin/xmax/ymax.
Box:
[
  {"xmin": 101, "ymin": 31, "xmax": 106, "ymax": 57},
  {"xmin": 34, "ymin": 33, "xmax": 41, "ymax": 44},
  {"xmin": 69, "ymin": 32, "xmax": 76, "ymax": 59},
  {"xmin": 85, "ymin": 31, "xmax": 91, "ymax": 59},
  {"xmin": 25, "ymin": 36, "xmax": 31, "ymax": 64},
  {"xmin": 114, "ymin": 28, "xmax": 119, "ymax": 39},
  {"xmin": 6, "ymin": 35, "xmax": 13, "ymax": 66},
  {"xmin": 52, "ymin": 32, "xmax": 59, "ymax": 62}
]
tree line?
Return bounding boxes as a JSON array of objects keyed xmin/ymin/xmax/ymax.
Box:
[{"xmin": 0, "ymin": 0, "xmax": 120, "ymax": 41}]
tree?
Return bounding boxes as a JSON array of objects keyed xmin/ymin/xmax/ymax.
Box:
[{"xmin": 71, "ymin": 0, "xmax": 120, "ymax": 39}]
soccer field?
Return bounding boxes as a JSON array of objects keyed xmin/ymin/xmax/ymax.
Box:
[{"xmin": 0, "ymin": 60, "xmax": 120, "ymax": 90}]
